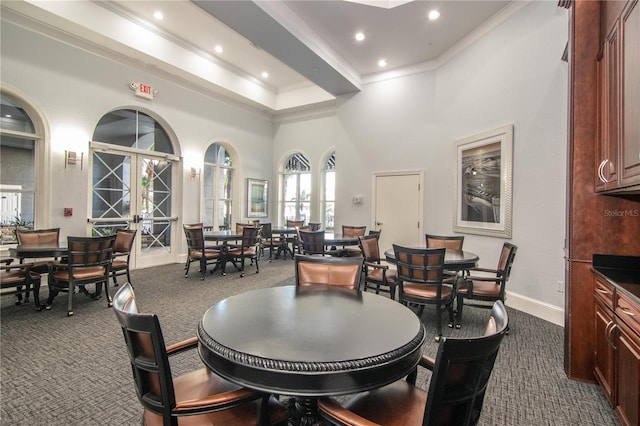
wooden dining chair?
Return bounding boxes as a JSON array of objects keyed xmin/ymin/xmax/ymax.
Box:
[
  {"xmin": 46, "ymin": 235, "xmax": 116, "ymax": 316},
  {"xmin": 183, "ymin": 223, "xmax": 221, "ymax": 280},
  {"xmin": 359, "ymin": 235, "xmax": 398, "ymax": 299},
  {"xmin": 112, "ymin": 283, "xmax": 288, "ymax": 426},
  {"xmin": 228, "ymin": 226, "xmax": 261, "ymax": 277},
  {"xmin": 425, "ymin": 233, "xmax": 466, "ymax": 282},
  {"xmin": 318, "ymin": 301, "xmax": 509, "ymax": 426},
  {"xmin": 393, "ymin": 244, "xmax": 453, "ymax": 341},
  {"xmin": 341, "ymin": 225, "xmax": 367, "ymax": 257},
  {"xmin": 0, "ymin": 260, "xmax": 42, "ymax": 310},
  {"xmin": 456, "ymin": 242, "xmax": 518, "ymax": 328},
  {"xmin": 110, "ymin": 229, "xmax": 136, "ymax": 287},
  {"xmin": 297, "ymin": 228, "xmax": 326, "ymax": 255},
  {"xmin": 16, "ymin": 227, "xmax": 61, "ymax": 273},
  {"xmin": 295, "ymin": 254, "xmax": 364, "ymax": 291}
]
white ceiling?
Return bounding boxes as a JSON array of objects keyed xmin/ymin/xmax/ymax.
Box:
[{"xmin": 2, "ymin": 0, "xmax": 517, "ymax": 113}]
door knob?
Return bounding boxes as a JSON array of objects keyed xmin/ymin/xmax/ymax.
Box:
[{"xmin": 376, "ymin": 221, "xmax": 383, "ymax": 226}]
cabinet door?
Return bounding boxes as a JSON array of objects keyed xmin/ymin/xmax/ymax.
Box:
[
  {"xmin": 596, "ymin": 23, "xmax": 621, "ymax": 191},
  {"xmin": 595, "ymin": 298, "xmax": 616, "ymax": 403},
  {"xmin": 620, "ymin": 0, "xmax": 640, "ymax": 188},
  {"xmin": 615, "ymin": 319, "xmax": 640, "ymax": 426}
]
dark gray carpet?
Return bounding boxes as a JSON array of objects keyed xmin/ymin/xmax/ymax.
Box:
[{"xmin": 1, "ymin": 259, "xmax": 618, "ymax": 425}]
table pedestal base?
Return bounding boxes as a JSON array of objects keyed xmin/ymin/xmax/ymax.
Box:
[{"xmin": 287, "ymin": 397, "xmax": 322, "ymax": 426}]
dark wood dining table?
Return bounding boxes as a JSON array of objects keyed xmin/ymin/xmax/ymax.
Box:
[
  {"xmin": 9, "ymin": 243, "xmax": 69, "ymax": 310},
  {"xmin": 270, "ymin": 226, "xmax": 298, "ymax": 259},
  {"xmin": 203, "ymin": 230, "xmax": 242, "ymax": 275},
  {"xmin": 197, "ymin": 285, "xmax": 426, "ymax": 425},
  {"xmin": 384, "ymin": 247, "xmax": 479, "ymax": 271}
]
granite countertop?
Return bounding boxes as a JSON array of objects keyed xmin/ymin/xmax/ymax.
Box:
[{"xmin": 593, "ymin": 254, "xmax": 640, "ymax": 301}]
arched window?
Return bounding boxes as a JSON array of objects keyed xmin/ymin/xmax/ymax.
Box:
[
  {"xmin": 0, "ymin": 93, "xmax": 41, "ymax": 244},
  {"xmin": 281, "ymin": 152, "xmax": 311, "ymax": 224},
  {"xmin": 322, "ymin": 151, "xmax": 336, "ymax": 231},
  {"xmin": 203, "ymin": 143, "xmax": 233, "ymax": 229}
]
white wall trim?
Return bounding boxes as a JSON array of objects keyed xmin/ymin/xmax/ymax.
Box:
[{"xmin": 506, "ymin": 291, "xmax": 564, "ymax": 327}]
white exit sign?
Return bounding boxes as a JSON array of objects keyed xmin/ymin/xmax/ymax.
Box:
[{"xmin": 135, "ymin": 83, "xmax": 154, "ymax": 99}]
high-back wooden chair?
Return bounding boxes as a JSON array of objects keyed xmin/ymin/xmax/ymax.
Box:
[
  {"xmin": 318, "ymin": 301, "xmax": 509, "ymax": 426},
  {"xmin": 394, "ymin": 244, "xmax": 453, "ymax": 341},
  {"xmin": 341, "ymin": 225, "xmax": 367, "ymax": 257},
  {"xmin": 456, "ymin": 242, "xmax": 518, "ymax": 328},
  {"xmin": 46, "ymin": 235, "xmax": 116, "ymax": 316},
  {"xmin": 0, "ymin": 259, "xmax": 42, "ymax": 310},
  {"xmin": 112, "ymin": 283, "xmax": 288, "ymax": 426},
  {"xmin": 425, "ymin": 234, "xmax": 465, "ymax": 251},
  {"xmin": 228, "ymin": 226, "xmax": 261, "ymax": 277},
  {"xmin": 298, "ymin": 228, "xmax": 326, "ymax": 255},
  {"xmin": 110, "ymin": 229, "xmax": 136, "ymax": 287},
  {"xmin": 359, "ymin": 235, "xmax": 398, "ymax": 299},
  {"xmin": 295, "ymin": 254, "xmax": 364, "ymax": 291},
  {"xmin": 183, "ymin": 223, "xmax": 221, "ymax": 280}
]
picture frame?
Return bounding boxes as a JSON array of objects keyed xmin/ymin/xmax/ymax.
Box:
[
  {"xmin": 247, "ymin": 178, "xmax": 268, "ymax": 218},
  {"xmin": 454, "ymin": 124, "xmax": 513, "ymax": 238}
]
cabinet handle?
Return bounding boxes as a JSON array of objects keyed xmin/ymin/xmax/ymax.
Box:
[
  {"xmin": 605, "ymin": 322, "xmax": 618, "ymax": 350},
  {"xmin": 597, "ymin": 159, "xmax": 613, "ymax": 183},
  {"xmin": 595, "ymin": 287, "xmax": 610, "ymax": 295},
  {"xmin": 619, "ymin": 305, "xmax": 636, "ymax": 317}
]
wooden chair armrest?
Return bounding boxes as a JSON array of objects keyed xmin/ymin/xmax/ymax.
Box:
[
  {"xmin": 418, "ymin": 355, "xmax": 435, "ymax": 371},
  {"xmin": 174, "ymin": 387, "xmax": 258, "ymax": 412},
  {"xmin": 469, "ymin": 267, "xmax": 498, "ymax": 274},
  {"xmin": 465, "ymin": 275, "xmax": 501, "ymax": 283},
  {"xmin": 166, "ymin": 336, "xmax": 198, "ymax": 356},
  {"xmin": 364, "ymin": 261, "xmax": 388, "ymax": 270},
  {"xmin": 318, "ymin": 398, "xmax": 381, "ymax": 426},
  {"xmin": 1, "ymin": 262, "xmax": 35, "ymax": 272}
]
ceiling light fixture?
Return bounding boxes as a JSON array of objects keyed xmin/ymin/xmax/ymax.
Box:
[
  {"xmin": 214, "ymin": 45, "xmax": 223, "ymax": 54},
  {"xmin": 428, "ymin": 10, "xmax": 440, "ymax": 20},
  {"xmin": 153, "ymin": 11, "xmax": 164, "ymax": 20},
  {"xmin": 378, "ymin": 59, "xmax": 387, "ymax": 68},
  {"xmin": 355, "ymin": 32, "xmax": 365, "ymax": 41},
  {"xmin": 261, "ymin": 71, "xmax": 269, "ymax": 78}
]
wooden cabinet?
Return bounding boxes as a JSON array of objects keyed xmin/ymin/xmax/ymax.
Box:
[
  {"xmin": 593, "ymin": 271, "xmax": 640, "ymax": 426},
  {"xmin": 615, "ymin": 291, "xmax": 640, "ymax": 426},
  {"xmin": 594, "ymin": 277, "xmax": 616, "ymax": 403},
  {"xmin": 596, "ymin": 0, "xmax": 640, "ymax": 193}
]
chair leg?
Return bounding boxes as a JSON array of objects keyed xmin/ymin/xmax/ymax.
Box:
[
  {"xmin": 103, "ymin": 279, "xmax": 112, "ymax": 307},
  {"xmin": 67, "ymin": 282, "xmax": 74, "ymax": 317},
  {"xmin": 199, "ymin": 258, "xmax": 206, "ymax": 280},
  {"xmin": 455, "ymin": 295, "xmax": 464, "ymax": 329},
  {"xmin": 184, "ymin": 259, "xmax": 192, "ymax": 278}
]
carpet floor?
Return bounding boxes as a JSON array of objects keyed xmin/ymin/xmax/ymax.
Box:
[{"xmin": 0, "ymin": 258, "xmax": 618, "ymax": 425}]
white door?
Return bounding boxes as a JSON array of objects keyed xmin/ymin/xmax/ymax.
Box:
[
  {"xmin": 89, "ymin": 146, "xmax": 179, "ymax": 269},
  {"xmin": 373, "ymin": 172, "xmax": 423, "ymax": 255}
]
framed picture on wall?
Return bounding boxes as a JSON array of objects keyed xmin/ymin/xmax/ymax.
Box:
[
  {"xmin": 454, "ymin": 124, "xmax": 513, "ymax": 238},
  {"xmin": 247, "ymin": 178, "xmax": 268, "ymax": 218}
]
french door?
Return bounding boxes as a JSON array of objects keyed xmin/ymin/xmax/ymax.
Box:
[{"xmin": 89, "ymin": 142, "xmax": 178, "ymax": 269}]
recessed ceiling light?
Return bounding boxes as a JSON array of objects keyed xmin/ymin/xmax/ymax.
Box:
[
  {"xmin": 214, "ymin": 45, "xmax": 223, "ymax": 54},
  {"xmin": 261, "ymin": 71, "xmax": 269, "ymax": 78},
  {"xmin": 153, "ymin": 11, "xmax": 164, "ymax": 20},
  {"xmin": 428, "ymin": 10, "xmax": 440, "ymax": 20},
  {"xmin": 378, "ymin": 59, "xmax": 387, "ymax": 68},
  {"xmin": 355, "ymin": 32, "xmax": 365, "ymax": 42}
]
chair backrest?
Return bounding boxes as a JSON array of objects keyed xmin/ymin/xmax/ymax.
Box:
[
  {"xmin": 342, "ymin": 225, "xmax": 367, "ymax": 238},
  {"xmin": 298, "ymin": 229, "xmax": 326, "ymax": 255},
  {"xmin": 422, "ymin": 301, "xmax": 509, "ymax": 426},
  {"xmin": 235, "ymin": 222, "xmax": 256, "ymax": 235},
  {"xmin": 114, "ymin": 229, "xmax": 137, "ymax": 254},
  {"xmin": 368, "ymin": 229, "xmax": 381, "ymax": 238},
  {"xmin": 261, "ymin": 222, "xmax": 273, "ymax": 238},
  {"xmin": 183, "ymin": 223, "xmax": 205, "ymax": 251},
  {"xmin": 358, "ymin": 235, "xmax": 382, "ymax": 263},
  {"xmin": 295, "ymin": 255, "xmax": 364, "ymax": 290},
  {"xmin": 425, "ymin": 234, "xmax": 464, "ymax": 251},
  {"xmin": 16, "ymin": 228, "xmax": 60, "ymax": 246},
  {"xmin": 308, "ymin": 222, "xmax": 322, "ymax": 231},
  {"xmin": 66, "ymin": 235, "xmax": 115, "ymax": 268},
  {"xmin": 496, "ymin": 242, "xmax": 518, "ymax": 283},
  {"xmin": 240, "ymin": 226, "xmax": 261, "ymax": 248},
  {"xmin": 393, "ymin": 245, "xmax": 445, "ymax": 285},
  {"xmin": 286, "ymin": 219, "xmax": 304, "ymax": 228},
  {"xmin": 112, "ymin": 283, "xmax": 177, "ymax": 422}
]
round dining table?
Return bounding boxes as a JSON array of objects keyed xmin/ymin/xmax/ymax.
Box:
[
  {"xmin": 197, "ymin": 285, "xmax": 426, "ymax": 425},
  {"xmin": 384, "ymin": 247, "xmax": 479, "ymax": 271}
]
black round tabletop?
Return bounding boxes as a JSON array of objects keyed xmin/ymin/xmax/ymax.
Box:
[
  {"xmin": 198, "ymin": 285, "xmax": 425, "ymax": 396},
  {"xmin": 384, "ymin": 247, "xmax": 479, "ymax": 270}
]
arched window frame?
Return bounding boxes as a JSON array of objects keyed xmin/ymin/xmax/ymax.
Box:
[
  {"xmin": 0, "ymin": 90, "xmax": 48, "ymax": 245},
  {"xmin": 203, "ymin": 143, "xmax": 234, "ymax": 230},
  {"xmin": 321, "ymin": 150, "xmax": 336, "ymax": 231},
  {"xmin": 280, "ymin": 152, "xmax": 311, "ymax": 225}
]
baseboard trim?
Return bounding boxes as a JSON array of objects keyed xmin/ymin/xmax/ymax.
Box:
[{"xmin": 506, "ymin": 291, "xmax": 564, "ymax": 327}]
